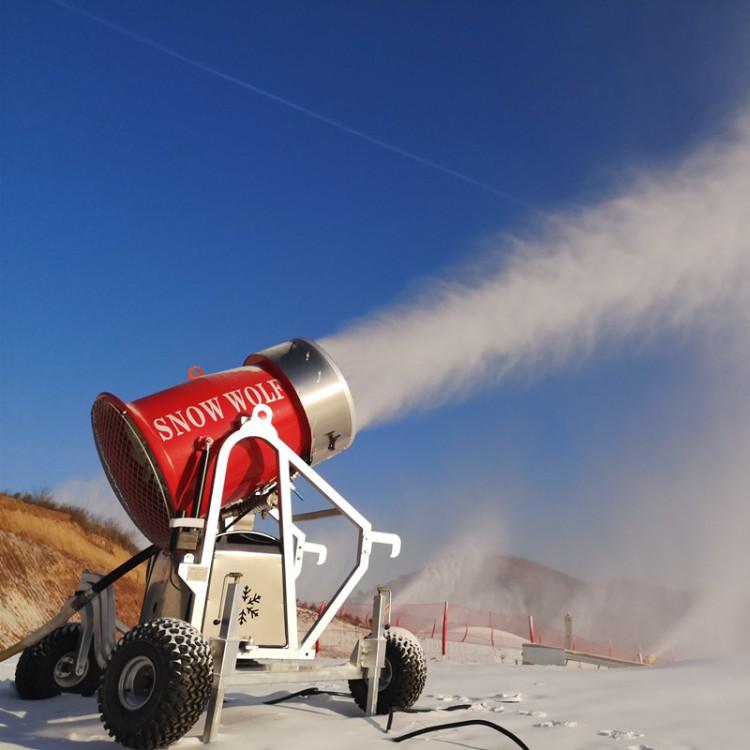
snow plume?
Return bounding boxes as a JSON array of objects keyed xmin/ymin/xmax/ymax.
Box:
[
  {"xmin": 396, "ymin": 515, "xmax": 511, "ymax": 609},
  {"xmin": 321, "ymin": 109, "xmax": 750, "ymax": 657},
  {"xmin": 601, "ymin": 349, "xmax": 750, "ymax": 658},
  {"xmin": 320, "ymin": 113, "xmax": 750, "ymax": 430}
]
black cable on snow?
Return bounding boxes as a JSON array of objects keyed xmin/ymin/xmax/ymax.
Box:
[
  {"xmin": 263, "ymin": 687, "xmax": 352, "ymax": 705},
  {"xmin": 390, "ymin": 718, "xmax": 532, "ymax": 749},
  {"xmin": 264, "ymin": 689, "xmax": 531, "ymax": 748},
  {"xmin": 386, "ymin": 704, "xmax": 472, "ymax": 731}
]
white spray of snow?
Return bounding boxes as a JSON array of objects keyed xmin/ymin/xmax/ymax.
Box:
[
  {"xmin": 321, "ymin": 113, "xmax": 750, "ymax": 430},
  {"xmin": 396, "ymin": 515, "xmax": 510, "ymax": 608},
  {"xmin": 321, "ymin": 109, "xmax": 750, "ymax": 657}
]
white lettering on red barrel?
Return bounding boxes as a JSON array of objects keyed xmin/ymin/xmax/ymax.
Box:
[
  {"xmin": 153, "ymin": 378, "xmax": 285, "ymax": 441},
  {"xmin": 244, "ymin": 386, "xmax": 262, "ymax": 405},
  {"xmin": 200, "ymin": 397, "xmax": 224, "ymax": 421},
  {"xmin": 255, "ymin": 381, "xmax": 281, "ymax": 403},
  {"xmin": 185, "ymin": 405, "xmax": 206, "ymax": 428},
  {"xmin": 269, "ymin": 379, "xmax": 285, "ymax": 400}
]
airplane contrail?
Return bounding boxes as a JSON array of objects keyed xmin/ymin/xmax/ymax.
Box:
[{"xmin": 51, "ymin": 0, "xmax": 526, "ymax": 205}]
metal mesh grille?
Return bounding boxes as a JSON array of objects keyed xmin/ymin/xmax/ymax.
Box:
[{"xmin": 91, "ymin": 397, "xmax": 174, "ymax": 549}]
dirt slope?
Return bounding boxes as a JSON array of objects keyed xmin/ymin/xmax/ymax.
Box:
[
  {"xmin": 0, "ymin": 494, "xmax": 368, "ymax": 658},
  {"xmin": 0, "ymin": 494, "xmax": 146, "ymax": 650}
]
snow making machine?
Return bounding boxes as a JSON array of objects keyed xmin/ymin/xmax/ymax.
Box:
[{"xmin": 11, "ymin": 339, "xmax": 427, "ymax": 748}]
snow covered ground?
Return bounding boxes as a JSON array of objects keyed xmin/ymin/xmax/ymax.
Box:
[{"xmin": 1, "ymin": 650, "xmax": 747, "ymax": 750}]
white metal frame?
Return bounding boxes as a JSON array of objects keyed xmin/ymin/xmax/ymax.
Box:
[
  {"xmin": 202, "ymin": 582, "xmax": 390, "ymax": 742},
  {"xmin": 176, "ymin": 404, "xmax": 401, "ymax": 660}
]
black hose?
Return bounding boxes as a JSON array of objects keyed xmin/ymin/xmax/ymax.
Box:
[
  {"xmin": 391, "ymin": 718, "xmax": 532, "ymax": 749},
  {"xmin": 79, "ymin": 544, "xmax": 160, "ymax": 598},
  {"xmin": 265, "ymin": 689, "xmax": 531, "ymax": 749},
  {"xmin": 264, "ymin": 687, "xmax": 352, "ymax": 705},
  {"xmin": 386, "ymin": 704, "xmax": 471, "ymax": 731}
]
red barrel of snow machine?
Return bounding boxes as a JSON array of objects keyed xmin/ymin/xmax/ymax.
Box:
[{"xmin": 91, "ymin": 339, "xmax": 356, "ymax": 549}]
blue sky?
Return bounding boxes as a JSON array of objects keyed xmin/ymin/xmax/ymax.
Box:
[{"xmin": 2, "ymin": 1, "xmax": 750, "ymax": 595}]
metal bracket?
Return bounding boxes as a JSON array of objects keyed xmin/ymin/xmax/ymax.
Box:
[
  {"xmin": 75, "ymin": 572, "xmax": 123, "ymax": 673},
  {"xmin": 203, "ymin": 574, "xmax": 244, "ymax": 744},
  {"xmin": 363, "ymin": 588, "xmax": 389, "ymax": 715}
]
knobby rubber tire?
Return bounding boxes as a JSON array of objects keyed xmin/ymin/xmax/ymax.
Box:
[
  {"xmin": 15, "ymin": 623, "xmax": 102, "ymax": 699},
  {"xmin": 97, "ymin": 617, "xmax": 212, "ymax": 750},
  {"xmin": 349, "ymin": 626, "xmax": 427, "ymax": 715}
]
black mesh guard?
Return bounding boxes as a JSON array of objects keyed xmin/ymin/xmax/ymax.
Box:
[{"xmin": 91, "ymin": 396, "xmax": 174, "ymax": 549}]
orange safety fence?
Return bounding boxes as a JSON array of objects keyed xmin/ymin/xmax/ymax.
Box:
[{"xmin": 324, "ymin": 600, "xmax": 657, "ymax": 664}]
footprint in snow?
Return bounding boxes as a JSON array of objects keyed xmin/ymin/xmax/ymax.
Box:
[
  {"xmin": 598, "ymin": 729, "xmax": 645, "ymax": 739},
  {"xmin": 440, "ymin": 700, "xmax": 505, "ymax": 713},
  {"xmin": 491, "ymin": 692, "xmax": 522, "ymax": 702},
  {"xmin": 431, "ymin": 692, "xmax": 518, "ymax": 710},
  {"xmin": 533, "ymin": 719, "xmax": 578, "ymax": 728},
  {"xmin": 470, "ymin": 702, "xmax": 507, "ymax": 713}
]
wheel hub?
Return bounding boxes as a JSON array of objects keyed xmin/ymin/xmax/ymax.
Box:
[
  {"xmin": 378, "ymin": 659, "xmax": 393, "ymax": 691},
  {"xmin": 53, "ymin": 653, "xmax": 85, "ymax": 689},
  {"xmin": 118, "ymin": 656, "xmax": 156, "ymax": 710}
]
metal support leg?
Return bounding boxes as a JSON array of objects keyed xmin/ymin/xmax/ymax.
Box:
[
  {"xmin": 77, "ymin": 572, "xmax": 118, "ymax": 673},
  {"xmin": 364, "ymin": 588, "xmax": 390, "ymax": 716},
  {"xmin": 203, "ymin": 575, "xmax": 244, "ymax": 744}
]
